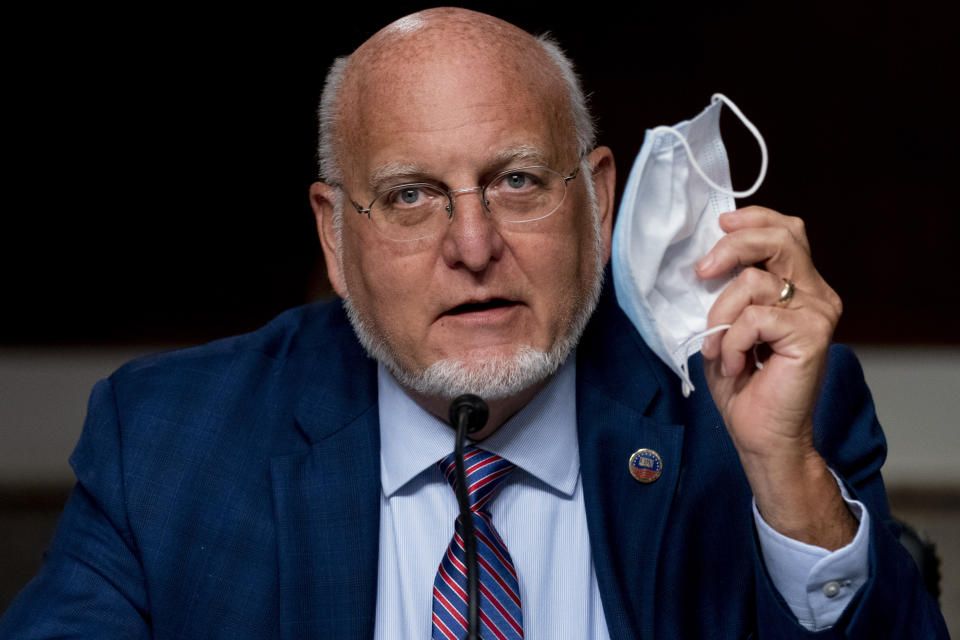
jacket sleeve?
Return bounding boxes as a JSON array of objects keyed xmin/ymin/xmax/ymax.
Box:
[
  {"xmin": 752, "ymin": 344, "xmax": 950, "ymax": 639},
  {"xmin": 0, "ymin": 378, "xmax": 151, "ymax": 640}
]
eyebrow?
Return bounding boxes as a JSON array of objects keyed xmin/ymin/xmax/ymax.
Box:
[
  {"xmin": 368, "ymin": 162, "xmax": 431, "ymax": 192},
  {"xmin": 489, "ymin": 144, "xmax": 551, "ymax": 169},
  {"xmin": 366, "ymin": 144, "xmax": 553, "ymax": 192}
]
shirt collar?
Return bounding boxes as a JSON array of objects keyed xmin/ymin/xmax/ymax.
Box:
[{"xmin": 378, "ymin": 354, "xmax": 580, "ymax": 499}]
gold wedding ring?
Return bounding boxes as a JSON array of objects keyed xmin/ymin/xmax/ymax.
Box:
[{"xmin": 777, "ymin": 278, "xmax": 796, "ymax": 307}]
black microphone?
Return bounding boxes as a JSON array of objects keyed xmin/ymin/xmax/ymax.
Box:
[
  {"xmin": 448, "ymin": 394, "xmax": 489, "ymax": 435},
  {"xmin": 448, "ymin": 394, "xmax": 489, "ymax": 640}
]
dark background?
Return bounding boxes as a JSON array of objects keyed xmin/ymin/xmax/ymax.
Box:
[{"xmin": 4, "ymin": 1, "xmax": 956, "ymax": 346}]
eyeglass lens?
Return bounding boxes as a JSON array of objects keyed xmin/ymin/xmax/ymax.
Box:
[{"xmin": 371, "ymin": 166, "xmax": 569, "ymax": 241}]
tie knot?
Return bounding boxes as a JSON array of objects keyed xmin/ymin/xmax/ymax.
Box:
[{"xmin": 439, "ymin": 446, "xmax": 516, "ymax": 512}]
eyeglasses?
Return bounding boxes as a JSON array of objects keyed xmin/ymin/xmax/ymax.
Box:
[{"xmin": 337, "ymin": 164, "xmax": 579, "ymax": 242}]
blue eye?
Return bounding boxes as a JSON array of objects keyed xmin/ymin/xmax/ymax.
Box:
[
  {"xmin": 384, "ymin": 186, "xmax": 432, "ymax": 208},
  {"xmin": 506, "ymin": 173, "xmax": 527, "ymax": 189},
  {"xmin": 399, "ymin": 188, "xmax": 420, "ymax": 204}
]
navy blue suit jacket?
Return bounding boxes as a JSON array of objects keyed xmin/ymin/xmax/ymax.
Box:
[{"xmin": 1, "ymin": 289, "xmax": 948, "ymax": 638}]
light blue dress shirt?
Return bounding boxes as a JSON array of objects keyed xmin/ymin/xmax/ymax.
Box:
[{"xmin": 372, "ymin": 354, "xmax": 868, "ymax": 638}]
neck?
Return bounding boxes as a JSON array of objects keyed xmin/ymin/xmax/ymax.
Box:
[{"xmin": 405, "ymin": 378, "xmax": 552, "ymax": 441}]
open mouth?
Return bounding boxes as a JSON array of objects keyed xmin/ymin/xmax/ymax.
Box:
[{"xmin": 444, "ymin": 298, "xmax": 517, "ymax": 315}]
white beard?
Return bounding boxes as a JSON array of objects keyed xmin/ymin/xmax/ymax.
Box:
[
  {"xmin": 343, "ymin": 297, "xmax": 594, "ymax": 400},
  {"xmin": 338, "ymin": 158, "xmax": 604, "ymax": 401}
]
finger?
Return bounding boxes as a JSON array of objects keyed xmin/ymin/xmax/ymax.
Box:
[
  {"xmin": 695, "ymin": 226, "xmax": 819, "ymax": 285},
  {"xmin": 701, "ymin": 268, "xmax": 833, "ymax": 358},
  {"xmin": 717, "ymin": 305, "xmax": 832, "ymax": 378},
  {"xmin": 702, "ymin": 206, "xmax": 840, "ymax": 315},
  {"xmin": 718, "ymin": 206, "xmax": 811, "ymax": 254}
]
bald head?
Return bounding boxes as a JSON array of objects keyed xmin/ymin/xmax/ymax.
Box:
[
  {"xmin": 350, "ymin": 8, "xmax": 548, "ymax": 82},
  {"xmin": 317, "ymin": 8, "xmax": 595, "ymax": 186}
]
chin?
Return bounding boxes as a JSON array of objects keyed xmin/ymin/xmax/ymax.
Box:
[{"xmin": 410, "ymin": 345, "xmax": 566, "ymax": 400}]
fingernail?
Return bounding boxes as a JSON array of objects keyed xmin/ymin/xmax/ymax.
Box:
[
  {"xmin": 720, "ymin": 361, "xmax": 729, "ymax": 377},
  {"xmin": 696, "ymin": 254, "xmax": 714, "ymax": 273}
]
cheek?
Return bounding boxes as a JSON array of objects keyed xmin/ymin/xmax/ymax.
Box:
[
  {"xmin": 341, "ymin": 231, "xmax": 434, "ymax": 322},
  {"xmin": 535, "ymin": 213, "xmax": 595, "ymax": 284},
  {"xmin": 526, "ymin": 221, "xmax": 600, "ymax": 326},
  {"xmin": 509, "ymin": 230, "xmax": 587, "ymax": 314}
]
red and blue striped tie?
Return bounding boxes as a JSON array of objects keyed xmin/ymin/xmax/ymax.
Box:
[{"xmin": 432, "ymin": 446, "xmax": 523, "ymax": 640}]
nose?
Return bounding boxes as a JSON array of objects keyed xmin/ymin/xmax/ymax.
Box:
[{"xmin": 440, "ymin": 186, "xmax": 504, "ymax": 272}]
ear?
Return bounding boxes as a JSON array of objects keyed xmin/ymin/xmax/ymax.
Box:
[
  {"xmin": 309, "ymin": 182, "xmax": 348, "ymax": 298},
  {"xmin": 587, "ymin": 146, "xmax": 616, "ymax": 264}
]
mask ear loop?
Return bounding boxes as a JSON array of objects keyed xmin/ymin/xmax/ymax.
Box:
[
  {"xmin": 649, "ymin": 92, "xmax": 768, "ymax": 199},
  {"xmin": 677, "ymin": 323, "xmax": 732, "ymax": 397}
]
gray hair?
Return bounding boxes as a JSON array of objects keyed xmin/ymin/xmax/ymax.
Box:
[
  {"xmin": 317, "ymin": 55, "xmax": 350, "ymax": 186},
  {"xmin": 533, "ymin": 33, "xmax": 596, "ymax": 160},
  {"xmin": 316, "ymin": 32, "xmax": 596, "ymax": 188}
]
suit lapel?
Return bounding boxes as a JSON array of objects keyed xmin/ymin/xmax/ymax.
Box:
[
  {"xmin": 271, "ymin": 311, "xmax": 381, "ymax": 640},
  {"xmin": 577, "ymin": 291, "xmax": 686, "ymax": 640}
]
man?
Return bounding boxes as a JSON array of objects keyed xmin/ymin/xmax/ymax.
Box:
[{"xmin": 1, "ymin": 8, "xmax": 948, "ymax": 639}]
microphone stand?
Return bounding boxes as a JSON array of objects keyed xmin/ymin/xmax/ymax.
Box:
[{"xmin": 448, "ymin": 394, "xmax": 488, "ymax": 640}]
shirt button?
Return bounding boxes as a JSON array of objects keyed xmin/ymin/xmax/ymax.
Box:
[{"xmin": 822, "ymin": 580, "xmax": 841, "ymax": 598}]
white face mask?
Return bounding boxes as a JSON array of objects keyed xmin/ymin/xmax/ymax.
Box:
[{"xmin": 612, "ymin": 93, "xmax": 768, "ymax": 397}]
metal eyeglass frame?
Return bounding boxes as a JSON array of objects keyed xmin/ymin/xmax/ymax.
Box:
[{"xmin": 336, "ymin": 164, "xmax": 580, "ymax": 231}]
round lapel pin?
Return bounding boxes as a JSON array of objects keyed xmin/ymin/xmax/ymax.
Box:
[{"xmin": 628, "ymin": 448, "xmax": 662, "ymax": 483}]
